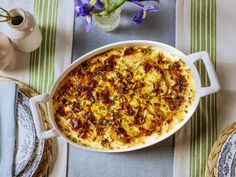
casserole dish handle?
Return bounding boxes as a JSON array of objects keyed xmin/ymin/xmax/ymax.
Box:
[
  {"xmin": 29, "ymin": 94, "xmax": 59, "ymax": 139},
  {"xmin": 186, "ymin": 51, "xmax": 220, "ymax": 97}
]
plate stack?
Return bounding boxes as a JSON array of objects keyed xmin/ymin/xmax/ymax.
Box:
[
  {"xmin": 0, "ymin": 77, "xmax": 55, "ymax": 177},
  {"xmin": 206, "ymin": 122, "xmax": 236, "ymax": 177}
]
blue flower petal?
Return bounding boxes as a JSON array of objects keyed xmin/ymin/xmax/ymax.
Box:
[
  {"xmin": 130, "ymin": 0, "xmax": 144, "ymax": 8},
  {"xmin": 93, "ymin": 0, "xmax": 104, "ymax": 9},
  {"xmin": 144, "ymin": 5, "xmax": 158, "ymax": 11},
  {"xmin": 76, "ymin": 3, "xmax": 93, "ymax": 17},
  {"xmin": 75, "ymin": 0, "xmax": 83, "ymax": 6},
  {"xmin": 85, "ymin": 14, "xmax": 93, "ymax": 32},
  {"xmin": 132, "ymin": 9, "xmax": 145, "ymax": 24}
]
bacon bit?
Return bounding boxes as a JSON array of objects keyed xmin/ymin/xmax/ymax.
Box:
[
  {"xmin": 112, "ymin": 112, "xmax": 120, "ymax": 119},
  {"xmin": 81, "ymin": 61, "xmax": 88, "ymax": 70},
  {"xmin": 61, "ymin": 98, "xmax": 68, "ymax": 105},
  {"xmin": 166, "ymin": 117, "xmax": 173, "ymax": 124},
  {"xmin": 153, "ymin": 88, "xmax": 163, "ymax": 95},
  {"xmin": 87, "ymin": 78, "xmax": 98, "ymax": 89},
  {"xmin": 173, "ymin": 61, "xmax": 180, "ymax": 69},
  {"xmin": 155, "ymin": 66, "xmax": 164, "ymax": 75},
  {"xmin": 120, "ymin": 134, "xmax": 131, "ymax": 143},
  {"xmin": 116, "ymin": 83, "xmax": 128, "ymax": 94},
  {"xmin": 157, "ymin": 59, "xmax": 165, "ymax": 64},
  {"xmin": 86, "ymin": 111, "xmax": 96, "ymax": 124},
  {"xmin": 75, "ymin": 84, "xmax": 85, "ymax": 95},
  {"xmin": 112, "ymin": 113, "xmax": 122, "ymax": 125},
  {"xmin": 169, "ymin": 63, "xmax": 182, "ymax": 78},
  {"xmin": 149, "ymin": 121, "xmax": 158, "ymax": 131},
  {"xmin": 125, "ymin": 105, "xmax": 135, "ymax": 116},
  {"xmin": 132, "ymin": 81, "xmax": 144, "ymax": 90},
  {"xmin": 76, "ymin": 122, "xmax": 89, "ymax": 138},
  {"xmin": 116, "ymin": 72, "xmax": 123, "ymax": 82},
  {"xmin": 56, "ymin": 107, "xmax": 66, "ymax": 116},
  {"xmin": 134, "ymin": 109, "xmax": 146, "ymax": 125},
  {"xmin": 55, "ymin": 116, "xmax": 60, "ymax": 124},
  {"xmin": 141, "ymin": 47, "xmax": 152, "ymax": 54},
  {"xmin": 94, "ymin": 67, "xmax": 102, "ymax": 74},
  {"xmin": 124, "ymin": 47, "xmax": 136, "ymax": 56},
  {"xmin": 143, "ymin": 62, "xmax": 152, "ymax": 73},
  {"xmin": 172, "ymin": 75, "xmax": 187, "ymax": 93},
  {"xmin": 172, "ymin": 84, "xmax": 181, "ymax": 93},
  {"xmin": 69, "ymin": 118, "xmax": 81, "ymax": 129},
  {"xmin": 72, "ymin": 101, "xmax": 80, "ymax": 112},
  {"xmin": 65, "ymin": 111, "xmax": 74, "ymax": 119},
  {"xmin": 60, "ymin": 83, "xmax": 73, "ymax": 96},
  {"xmin": 164, "ymin": 96, "xmax": 184, "ymax": 111},
  {"xmin": 116, "ymin": 127, "xmax": 126, "ymax": 134},
  {"xmin": 100, "ymin": 90, "xmax": 110, "ymax": 98},
  {"xmin": 100, "ymin": 90, "xmax": 112, "ymax": 104},
  {"xmin": 84, "ymin": 91, "xmax": 94, "ymax": 100},
  {"xmin": 105, "ymin": 55, "xmax": 117, "ymax": 71},
  {"xmin": 72, "ymin": 68, "xmax": 82, "ymax": 76},
  {"xmin": 139, "ymin": 128, "xmax": 152, "ymax": 136},
  {"xmin": 96, "ymin": 127, "xmax": 104, "ymax": 135},
  {"xmin": 101, "ymin": 139, "xmax": 110, "ymax": 147},
  {"xmin": 102, "ymin": 97, "xmax": 112, "ymax": 104},
  {"xmin": 139, "ymin": 121, "xmax": 158, "ymax": 136},
  {"xmin": 139, "ymin": 128, "xmax": 148, "ymax": 135},
  {"xmin": 134, "ymin": 115, "xmax": 146, "ymax": 125},
  {"xmin": 157, "ymin": 53, "xmax": 165, "ymax": 64},
  {"xmin": 119, "ymin": 96, "xmax": 128, "ymax": 109},
  {"xmin": 99, "ymin": 118, "xmax": 109, "ymax": 125},
  {"xmin": 176, "ymin": 75, "xmax": 186, "ymax": 85}
]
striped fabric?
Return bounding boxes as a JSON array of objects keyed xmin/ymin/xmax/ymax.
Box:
[
  {"xmin": 175, "ymin": 0, "xmax": 217, "ymax": 176},
  {"xmin": 30, "ymin": 0, "xmax": 59, "ymax": 93},
  {"xmin": 190, "ymin": 0, "xmax": 217, "ymax": 176}
]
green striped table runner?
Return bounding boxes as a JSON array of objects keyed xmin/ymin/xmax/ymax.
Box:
[
  {"xmin": 190, "ymin": 0, "xmax": 217, "ymax": 176},
  {"xmin": 30, "ymin": 0, "xmax": 59, "ymax": 93},
  {"xmin": 175, "ymin": 0, "xmax": 236, "ymax": 176}
]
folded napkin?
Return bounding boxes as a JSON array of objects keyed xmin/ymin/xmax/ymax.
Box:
[{"xmin": 0, "ymin": 82, "xmax": 17, "ymax": 177}]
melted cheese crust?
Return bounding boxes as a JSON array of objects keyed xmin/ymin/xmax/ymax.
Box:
[{"xmin": 52, "ymin": 45, "xmax": 196, "ymax": 150}]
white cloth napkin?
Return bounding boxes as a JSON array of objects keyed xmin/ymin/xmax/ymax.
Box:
[
  {"xmin": 175, "ymin": 0, "xmax": 236, "ymax": 176},
  {"xmin": 0, "ymin": 82, "xmax": 17, "ymax": 177},
  {"xmin": 0, "ymin": 0, "xmax": 74, "ymax": 177}
]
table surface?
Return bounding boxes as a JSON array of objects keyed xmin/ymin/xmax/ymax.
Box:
[{"xmin": 68, "ymin": 1, "xmax": 176, "ymax": 177}]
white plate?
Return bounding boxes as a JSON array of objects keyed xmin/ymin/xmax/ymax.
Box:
[
  {"xmin": 14, "ymin": 91, "xmax": 36, "ymax": 176},
  {"xmin": 217, "ymin": 129, "xmax": 236, "ymax": 177},
  {"xmin": 14, "ymin": 91, "xmax": 45, "ymax": 177},
  {"xmin": 17, "ymin": 138, "xmax": 45, "ymax": 177}
]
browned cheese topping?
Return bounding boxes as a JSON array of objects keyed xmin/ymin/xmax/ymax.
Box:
[{"xmin": 52, "ymin": 45, "xmax": 196, "ymax": 150}]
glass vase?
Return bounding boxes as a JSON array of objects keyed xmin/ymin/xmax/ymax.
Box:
[{"xmin": 94, "ymin": 7, "xmax": 122, "ymax": 32}]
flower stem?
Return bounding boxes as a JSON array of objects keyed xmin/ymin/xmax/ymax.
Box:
[
  {"xmin": 108, "ymin": 0, "xmax": 126, "ymax": 13},
  {"xmin": 99, "ymin": 0, "xmax": 126, "ymax": 16},
  {"xmin": 0, "ymin": 7, "xmax": 11, "ymax": 22}
]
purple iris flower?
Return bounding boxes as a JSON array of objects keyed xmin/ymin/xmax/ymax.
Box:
[
  {"xmin": 75, "ymin": 0, "xmax": 104, "ymax": 31},
  {"xmin": 131, "ymin": 0, "xmax": 159, "ymax": 24}
]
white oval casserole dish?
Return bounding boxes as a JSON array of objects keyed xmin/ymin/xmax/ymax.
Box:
[{"xmin": 29, "ymin": 40, "xmax": 220, "ymax": 152}]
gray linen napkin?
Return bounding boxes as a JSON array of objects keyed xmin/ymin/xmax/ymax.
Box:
[{"xmin": 0, "ymin": 82, "xmax": 17, "ymax": 177}]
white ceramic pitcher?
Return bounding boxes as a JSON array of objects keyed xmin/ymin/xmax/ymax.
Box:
[{"xmin": 2, "ymin": 8, "xmax": 42, "ymax": 53}]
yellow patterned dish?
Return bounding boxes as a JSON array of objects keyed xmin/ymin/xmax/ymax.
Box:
[{"xmin": 52, "ymin": 45, "xmax": 195, "ymax": 150}]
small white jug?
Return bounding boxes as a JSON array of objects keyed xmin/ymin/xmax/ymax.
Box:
[{"xmin": 2, "ymin": 8, "xmax": 42, "ymax": 53}]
